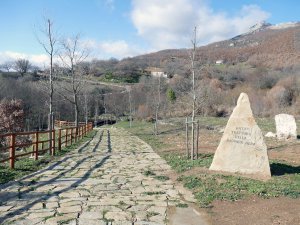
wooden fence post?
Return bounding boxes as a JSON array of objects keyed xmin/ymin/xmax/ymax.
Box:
[
  {"xmin": 34, "ymin": 132, "xmax": 39, "ymax": 160},
  {"xmin": 185, "ymin": 117, "xmax": 189, "ymax": 158},
  {"xmin": 58, "ymin": 129, "xmax": 62, "ymax": 151},
  {"xmin": 196, "ymin": 120, "xmax": 199, "ymax": 159},
  {"xmin": 49, "ymin": 130, "xmax": 52, "ymax": 155},
  {"xmin": 65, "ymin": 128, "xmax": 68, "ymax": 147},
  {"xmin": 191, "ymin": 121, "xmax": 195, "ymax": 160},
  {"xmin": 74, "ymin": 127, "xmax": 78, "ymax": 143},
  {"xmin": 70, "ymin": 128, "xmax": 73, "ymax": 145},
  {"xmin": 52, "ymin": 130, "xmax": 55, "ymax": 156},
  {"xmin": 9, "ymin": 133, "xmax": 16, "ymax": 169}
]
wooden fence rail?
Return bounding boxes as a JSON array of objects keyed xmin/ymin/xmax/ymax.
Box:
[
  {"xmin": 0, "ymin": 122, "xmax": 93, "ymax": 169},
  {"xmin": 54, "ymin": 120, "xmax": 86, "ymax": 128}
]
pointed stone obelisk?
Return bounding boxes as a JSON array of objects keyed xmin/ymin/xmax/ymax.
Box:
[{"xmin": 209, "ymin": 93, "xmax": 271, "ymax": 179}]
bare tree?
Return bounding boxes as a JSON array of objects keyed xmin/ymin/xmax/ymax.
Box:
[
  {"xmin": 189, "ymin": 26, "xmax": 197, "ymax": 160},
  {"xmin": 0, "ymin": 61, "xmax": 14, "ymax": 72},
  {"xmin": 59, "ymin": 34, "xmax": 89, "ymax": 127},
  {"xmin": 154, "ymin": 75, "xmax": 161, "ymax": 135},
  {"xmin": 36, "ymin": 18, "xmax": 58, "ymax": 131},
  {"xmin": 126, "ymin": 86, "xmax": 133, "ymax": 128},
  {"xmin": 14, "ymin": 59, "xmax": 31, "ymax": 76}
]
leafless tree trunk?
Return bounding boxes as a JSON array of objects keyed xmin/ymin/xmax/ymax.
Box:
[
  {"xmin": 154, "ymin": 75, "xmax": 161, "ymax": 135},
  {"xmin": 190, "ymin": 26, "xmax": 197, "ymax": 160},
  {"xmin": 94, "ymin": 100, "xmax": 99, "ymax": 126},
  {"xmin": 84, "ymin": 91, "xmax": 88, "ymax": 124},
  {"xmin": 36, "ymin": 18, "xmax": 57, "ymax": 130},
  {"xmin": 59, "ymin": 34, "xmax": 89, "ymax": 127},
  {"xmin": 36, "ymin": 18, "xmax": 58, "ymax": 155},
  {"xmin": 127, "ymin": 86, "xmax": 133, "ymax": 128}
]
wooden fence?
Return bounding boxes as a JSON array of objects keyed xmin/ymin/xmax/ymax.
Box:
[
  {"xmin": 54, "ymin": 120, "xmax": 86, "ymax": 128},
  {"xmin": 0, "ymin": 122, "xmax": 93, "ymax": 169}
]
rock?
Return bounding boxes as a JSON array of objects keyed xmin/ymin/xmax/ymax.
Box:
[
  {"xmin": 209, "ymin": 93, "xmax": 271, "ymax": 179},
  {"xmin": 275, "ymin": 114, "xmax": 297, "ymax": 140},
  {"xmin": 79, "ymin": 211, "xmax": 103, "ymax": 220},
  {"xmin": 265, "ymin": 132, "xmax": 276, "ymax": 138},
  {"xmin": 219, "ymin": 127, "xmax": 225, "ymax": 133}
]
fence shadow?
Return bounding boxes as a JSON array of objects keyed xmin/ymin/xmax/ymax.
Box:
[
  {"xmin": 0, "ymin": 129, "xmax": 113, "ymax": 224},
  {"xmin": 0, "ymin": 153, "xmax": 110, "ymax": 224},
  {"xmin": 92, "ymin": 130, "xmax": 104, "ymax": 153},
  {"xmin": 107, "ymin": 130, "xmax": 112, "ymax": 153}
]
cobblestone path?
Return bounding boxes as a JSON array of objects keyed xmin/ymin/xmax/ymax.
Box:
[{"xmin": 0, "ymin": 128, "xmax": 208, "ymax": 225}]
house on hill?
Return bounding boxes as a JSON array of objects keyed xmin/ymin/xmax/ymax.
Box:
[
  {"xmin": 215, "ymin": 60, "xmax": 224, "ymax": 65},
  {"xmin": 145, "ymin": 67, "xmax": 168, "ymax": 78}
]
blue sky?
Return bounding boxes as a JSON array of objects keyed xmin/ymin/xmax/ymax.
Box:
[{"xmin": 0, "ymin": 0, "xmax": 299, "ymax": 65}]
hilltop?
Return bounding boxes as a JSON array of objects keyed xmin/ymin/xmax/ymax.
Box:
[{"xmin": 131, "ymin": 21, "xmax": 300, "ymax": 70}]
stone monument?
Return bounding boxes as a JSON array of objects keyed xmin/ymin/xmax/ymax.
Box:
[
  {"xmin": 209, "ymin": 93, "xmax": 271, "ymax": 179},
  {"xmin": 275, "ymin": 114, "xmax": 297, "ymax": 140}
]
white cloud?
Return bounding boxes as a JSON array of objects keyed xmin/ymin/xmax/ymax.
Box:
[
  {"xmin": 99, "ymin": 40, "xmax": 142, "ymax": 58},
  {"xmin": 0, "ymin": 39, "xmax": 144, "ymax": 67},
  {"xmin": 0, "ymin": 51, "xmax": 50, "ymax": 67},
  {"xmin": 131, "ymin": 0, "xmax": 270, "ymax": 49},
  {"xmin": 81, "ymin": 39, "xmax": 146, "ymax": 59}
]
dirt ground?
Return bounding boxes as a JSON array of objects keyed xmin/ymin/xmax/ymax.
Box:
[
  {"xmin": 210, "ymin": 196, "xmax": 300, "ymax": 225},
  {"xmin": 160, "ymin": 127, "xmax": 300, "ymax": 225},
  {"xmin": 209, "ymin": 136, "xmax": 300, "ymax": 225}
]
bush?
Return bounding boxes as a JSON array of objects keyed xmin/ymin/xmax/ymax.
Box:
[
  {"xmin": 258, "ymin": 75, "xmax": 278, "ymax": 89},
  {"xmin": 136, "ymin": 104, "xmax": 152, "ymax": 120},
  {"xmin": 166, "ymin": 88, "xmax": 176, "ymax": 102}
]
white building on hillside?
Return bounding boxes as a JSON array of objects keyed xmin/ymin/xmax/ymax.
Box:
[{"xmin": 145, "ymin": 67, "xmax": 168, "ymax": 78}]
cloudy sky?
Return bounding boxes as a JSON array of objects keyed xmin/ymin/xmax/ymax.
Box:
[{"xmin": 0, "ymin": 0, "xmax": 299, "ymax": 65}]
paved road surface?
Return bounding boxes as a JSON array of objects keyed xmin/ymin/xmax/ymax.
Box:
[{"xmin": 0, "ymin": 128, "xmax": 209, "ymax": 225}]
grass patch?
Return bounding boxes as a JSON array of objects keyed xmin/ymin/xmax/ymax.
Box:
[
  {"xmin": 164, "ymin": 153, "xmax": 213, "ymax": 173},
  {"xmin": 146, "ymin": 211, "xmax": 160, "ymax": 219},
  {"xmin": 176, "ymin": 203, "xmax": 188, "ymax": 208},
  {"xmin": 0, "ymin": 130, "xmax": 96, "ymax": 185},
  {"xmin": 143, "ymin": 169, "xmax": 169, "ymax": 181},
  {"xmin": 143, "ymin": 170, "xmax": 156, "ymax": 176},
  {"xmin": 114, "ymin": 120, "xmax": 171, "ymax": 150},
  {"xmin": 180, "ymin": 171, "xmax": 300, "ymax": 207},
  {"xmin": 144, "ymin": 191, "xmax": 166, "ymax": 195},
  {"xmin": 154, "ymin": 175, "xmax": 170, "ymax": 181}
]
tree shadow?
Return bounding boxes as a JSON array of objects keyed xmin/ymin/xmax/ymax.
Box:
[
  {"xmin": 107, "ymin": 130, "xmax": 112, "ymax": 153},
  {"xmin": 270, "ymin": 162, "xmax": 300, "ymax": 176}
]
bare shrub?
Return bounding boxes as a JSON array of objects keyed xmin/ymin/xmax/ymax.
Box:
[
  {"xmin": 136, "ymin": 104, "xmax": 151, "ymax": 120},
  {"xmin": 266, "ymin": 85, "xmax": 293, "ymax": 113}
]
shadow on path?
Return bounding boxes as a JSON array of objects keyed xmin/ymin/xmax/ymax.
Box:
[
  {"xmin": 92, "ymin": 130, "xmax": 104, "ymax": 153},
  {"xmin": 77, "ymin": 131, "xmax": 97, "ymax": 153},
  {"xmin": 0, "ymin": 153, "xmax": 111, "ymax": 224},
  {"xmin": 107, "ymin": 130, "xmax": 112, "ymax": 153},
  {"xmin": 0, "ymin": 129, "xmax": 114, "ymax": 223}
]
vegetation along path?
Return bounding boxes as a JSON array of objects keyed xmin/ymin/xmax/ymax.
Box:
[{"xmin": 0, "ymin": 128, "xmax": 209, "ymax": 225}]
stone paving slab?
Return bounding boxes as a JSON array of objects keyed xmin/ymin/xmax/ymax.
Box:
[{"xmin": 0, "ymin": 128, "xmax": 207, "ymax": 225}]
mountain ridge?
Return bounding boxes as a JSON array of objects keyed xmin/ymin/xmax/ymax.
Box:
[{"xmin": 131, "ymin": 21, "xmax": 300, "ymax": 70}]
